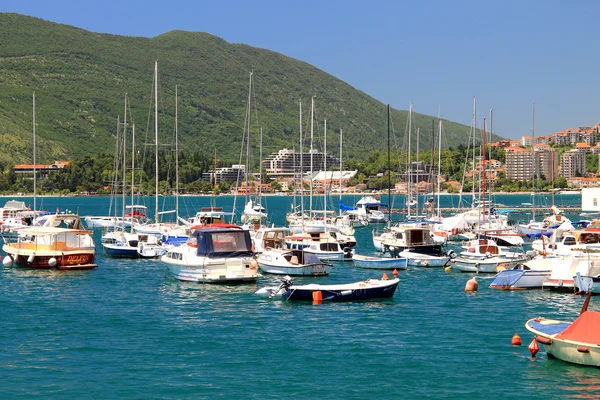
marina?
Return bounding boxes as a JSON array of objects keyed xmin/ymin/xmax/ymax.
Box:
[{"xmin": 1, "ymin": 193, "xmax": 599, "ymax": 399}]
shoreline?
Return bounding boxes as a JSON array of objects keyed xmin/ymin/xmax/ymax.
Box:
[{"xmin": 0, "ymin": 190, "xmax": 582, "ymax": 198}]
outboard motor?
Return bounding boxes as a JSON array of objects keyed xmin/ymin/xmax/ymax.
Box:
[{"xmin": 269, "ymin": 275, "xmax": 295, "ymax": 298}]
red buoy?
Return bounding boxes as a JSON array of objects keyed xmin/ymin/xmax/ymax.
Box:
[
  {"xmin": 392, "ymin": 268, "xmax": 398, "ymax": 277},
  {"xmin": 528, "ymin": 338, "xmax": 539, "ymax": 358},
  {"xmin": 511, "ymin": 333, "xmax": 522, "ymax": 346}
]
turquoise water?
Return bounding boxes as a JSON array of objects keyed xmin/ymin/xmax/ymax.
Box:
[{"xmin": 1, "ymin": 194, "xmax": 599, "ymax": 399}]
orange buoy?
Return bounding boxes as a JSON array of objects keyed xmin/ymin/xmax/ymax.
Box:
[
  {"xmin": 381, "ymin": 272, "xmax": 389, "ymax": 280},
  {"xmin": 312, "ymin": 290, "xmax": 323, "ymax": 303},
  {"xmin": 528, "ymin": 338, "xmax": 539, "ymax": 358},
  {"xmin": 392, "ymin": 268, "xmax": 398, "ymax": 277},
  {"xmin": 511, "ymin": 333, "xmax": 522, "ymax": 346},
  {"xmin": 465, "ymin": 276, "xmax": 478, "ymax": 292}
]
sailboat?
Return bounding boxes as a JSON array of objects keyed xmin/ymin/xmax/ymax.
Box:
[
  {"xmin": 285, "ymin": 98, "xmax": 354, "ymax": 260},
  {"xmin": 237, "ymin": 71, "xmax": 268, "ymax": 232},
  {"xmin": 133, "ymin": 62, "xmax": 188, "ymax": 253}
]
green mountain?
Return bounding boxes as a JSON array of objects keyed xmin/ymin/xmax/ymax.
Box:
[{"xmin": 0, "ymin": 13, "xmax": 498, "ymax": 168}]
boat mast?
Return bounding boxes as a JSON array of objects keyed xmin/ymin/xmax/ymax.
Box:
[
  {"xmin": 387, "ymin": 105, "xmax": 391, "ymax": 223},
  {"xmin": 310, "ymin": 96, "xmax": 314, "ymax": 215},
  {"xmin": 259, "ymin": 127, "xmax": 263, "ymax": 226},
  {"xmin": 154, "ymin": 60, "xmax": 159, "ymax": 224},
  {"xmin": 481, "ymin": 118, "xmax": 487, "ymax": 224},
  {"xmin": 131, "ymin": 122, "xmax": 136, "ymax": 233},
  {"xmin": 245, "ymin": 72, "xmax": 252, "ymax": 206},
  {"xmin": 32, "ymin": 93, "xmax": 36, "ymax": 212},
  {"xmin": 339, "ymin": 128, "xmax": 343, "ymax": 216},
  {"xmin": 122, "ymin": 94, "xmax": 128, "ymax": 229},
  {"xmin": 299, "ymin": 100, "xmax": 304, "ymax": 224},
  {"xmin": 472, "ymin": 97, "xmax": 477, "ymax": 209},
  {"xmin": 436, "ymin": 118, "xmax": 442, "ymax": 217},
  {"xmin": 175, "ymin": 85, "xmax": 179, "ymax": 221},
  {"xmin": 407, "ymin": 102, "xmax": 412, "ymax": 219},
  {"xmin": 323, "ymin": 119, "xmax": 327, "ymax": 215},
  {"xmin": 531, "ymin": 102, "xmax": 536, "ymax": 223}
]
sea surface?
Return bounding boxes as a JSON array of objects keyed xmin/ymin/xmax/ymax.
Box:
[{"xmin": 2, "ymin": 193, "xmax": 599, "ymax": 399}]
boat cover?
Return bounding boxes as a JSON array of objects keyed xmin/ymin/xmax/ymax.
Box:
[
  {"xmin": 339, "ymin": 201, "xmax": 355, "ymax": 211},
  {"xmin": 555, "ymin": 311, "xmax": 600, "ymax": 344}
]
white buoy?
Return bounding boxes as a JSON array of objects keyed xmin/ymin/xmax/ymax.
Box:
[
  {"xmin": 48, "ymin": 257, "xmax": 58, "ymax": 267},
  {"xmin": 3, "ymin": 255, "xmax": 13, "ymax": 267}
]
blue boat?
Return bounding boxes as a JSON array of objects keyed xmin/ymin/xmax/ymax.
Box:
[
  {"xmin": 255, "ymin": 275, "xmax": 400, "ymax": 301},
  {"xmin": 352, "ymin": 253, "xmax": 407, "ymax": 270}
]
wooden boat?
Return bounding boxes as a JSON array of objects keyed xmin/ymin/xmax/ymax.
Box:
[
  {"xmin": 257, "ymin": 248, "xmax": 331, "ymax": 276},
  {"xmin": 255, "ymin": 275, "xmax": 399, "ymax": 301},
  {"xmin": 160, "ymin": 227, "xmax": 259, "ymax": 283},
  {"xmin": 2, "ymin": 226, "xmax": 97, "ymax": 270},
  {"xmin": 352, "ymin": 253, "xmax": 407, "ymax": 270},
  {"xmin": 525, "ymin": 293, "xmax": 600, "ymax": 366}
]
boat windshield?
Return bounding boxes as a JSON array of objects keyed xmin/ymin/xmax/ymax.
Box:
[{"xmin": 196, "ymin": 229, "xmax": 253, "ymax": 257}]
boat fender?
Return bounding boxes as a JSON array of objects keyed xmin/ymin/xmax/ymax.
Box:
[
  {"xmin": 535, "ymin": 336, "xmax": 553, "ymax": 345},
  {"xmin": 451, "ymin": 228, "xmax": 458, "ymax": 235},
  {"xmin": 340, "ymin": 290, "xmax": 353, "ymax": 296},
  {"xmin": 528, "ymin": 338, "xmax": 540, "ymax": 358},
  {"xmin": 444, "ymin": 266, "xmax": 451, "ymax": 273},
  {"xmin": 48, "ymin": 257, "xmax": 58, "ymax": 267},
  {"xmin": 2, "ymin": 255, "xmax": 13, "ymax": 267},
  {"xmin": 27, "ymin": 254, "xmax": 35, "ymax": 264},
  {"xmin": 249, "ymin": 259, "xmax": 258, "ymax": 269},
  {"xmin": 312, "ymin": 291, "xmax": 323, "ymax": 303},
  {"xmin": 465, "ymin": 277, "xmax": 478, "ymax": 292}
]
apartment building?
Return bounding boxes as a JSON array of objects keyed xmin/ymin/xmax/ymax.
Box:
[{"xmin": 262, "ymin": 148, "xmax": 340, "ymax": 178}]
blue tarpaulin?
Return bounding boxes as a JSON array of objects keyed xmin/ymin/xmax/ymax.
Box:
[{"xmin": 339, "ymin": 201, "xmax": 356, "ymax": 211}]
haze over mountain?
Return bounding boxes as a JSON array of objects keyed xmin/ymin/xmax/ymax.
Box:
[{"xmin": 0, "ymin": 13, "xmax": 498, "ymax": 167}]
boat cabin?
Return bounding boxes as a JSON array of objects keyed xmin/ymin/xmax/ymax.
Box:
[{"xmin": 186, "ymin": 228, "xmax": 254, "ymax": 257}]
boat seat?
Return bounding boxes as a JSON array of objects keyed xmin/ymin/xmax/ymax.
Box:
[{"xmin": 290, "ymin": 256, "xmax": 299, "ymax": 265}]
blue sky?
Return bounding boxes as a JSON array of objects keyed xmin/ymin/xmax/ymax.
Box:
[{"xmin": 4, "ymin": 0, "xmax": 599, "ymax": 139}]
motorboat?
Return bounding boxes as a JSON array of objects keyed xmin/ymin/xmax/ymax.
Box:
[
  {"xmin": 2, "ymin": 226, "xmax": 96, "ymax": 270},
  {"xmin": 352, "ymin": 253, "xmax": 407, "ymax": 270},
  {"xmin": 449, "ymin": 238, "xmax": 531, "ymax": 273},
  {"xmin": 340, "ymin": 195, "xmax": 388, "ymax": 224},
  {"xmin": 252, "ymin": 226, "xmax": 289, "ymax": 253},
  {"xmin": 257, "ymin": 248, "xmax": 331, "ymax": 276},
  {"xmin": 398, "ymin": 250, "xmax": 450, "ymax": 267},
  {"xmin": 284, "ymin": 232, "xmax": 353, "ymax": 261},
  {"xmin": 255, "ymin": 275, "xmax": 400, "ymax": 301},
  {"xmin": 489, "ymin": 257, "xmax": 552, "ymax": 290},
  {"xmin": 160, "ymin": 227, "xmax": 260, "ymax": 283},
  {"xmin": 379, "ymin": 222, "xmax": 445, "ymax": 258}
]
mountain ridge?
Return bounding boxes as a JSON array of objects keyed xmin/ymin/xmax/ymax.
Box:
[{"xmin": 0, "ymin": 13, "xmax": 497, "ymax": 168}]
